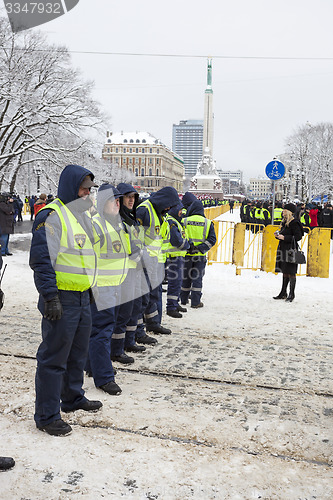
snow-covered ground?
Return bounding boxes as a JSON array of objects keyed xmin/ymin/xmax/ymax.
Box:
[{"xmin": 0, "ymin": 208, "xmax": 332, "ymax": 499}]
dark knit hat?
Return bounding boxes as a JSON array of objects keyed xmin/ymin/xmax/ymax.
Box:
[{"xmin": 284, "ymin": 203, "xmax": 296, "ymax": 213}]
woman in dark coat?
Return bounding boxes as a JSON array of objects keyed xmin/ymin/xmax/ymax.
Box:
[
  {"xmin": 273, "ymin": 203, "xmax": 304, "ymax": 302},
  {"xmin": 0, "ymin": 195, "xmax": 15, "ymax": 256}
]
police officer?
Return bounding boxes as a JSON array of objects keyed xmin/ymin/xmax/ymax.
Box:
[
  {"xmin": 136, "ymin": 187, "xmax": 180, "ymax": 334},
  {"xmin": 109, "ymin": 184, "xmax": 149, "ymax": 363},
  {"xmin": 116, "ymin": 183, "xmax": 157, "ymax": 349},
  {"xmin": 180, "ymin": 198, "xmax": 216, "ymax": 308},
  {"xmin": 319, "ymin": 203, "xmax": 333, "ymax": 230},
  {"xmin": 165, "ymin": 202, "xmax": 190, "ymax": 318},
  {"xmin": 261, "ymin": 202, "xmax": 271, "ymax": 226},
  {"xmin": 300, "ymin": 205, "xmax": 311, "ymax": 233},
  {"xmin": 182, "ymin": 192, "xmax": 197, "ymax": 214},
  {"xmin": 30, "ymin": 164, "xmax": 102, "ymax": 436},
  {"xmin": 273, "ymin": 203, "xmax": 283, "ymax": 225},
  {"xmin": 88, "ymin": 184, "xmax": 130, "ymax": 393}
]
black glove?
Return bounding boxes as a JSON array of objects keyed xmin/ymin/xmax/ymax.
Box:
[
  {"xmin": 195, "ymin": 243, "xmax": 207, "ymax": 255},
  {"xmin": 44, "ymin": 295, "xmax": 63, "ymax": 321}
]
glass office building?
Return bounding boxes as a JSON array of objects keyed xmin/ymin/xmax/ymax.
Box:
[{"xmin": 172, "ymin": 120, "xmax": 203, "ymax": 178}]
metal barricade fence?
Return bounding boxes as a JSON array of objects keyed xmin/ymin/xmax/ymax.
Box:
[
  {"xmin": 208, "ymin": 220, "xmax": 235, "ymax": 264},
  {"xmin": 232, "ymin": 223, "xmax": 265, "ymax": 273},
  {"xmin": 208, "ymin": 222, "xmax": 331, "ymax": 278}
]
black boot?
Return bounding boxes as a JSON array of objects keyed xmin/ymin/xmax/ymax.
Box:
[
  {"xmin": 285, "ymin": 277, "xmax": 296, "ymax": 302},
  {"xmin": 273, "ymin": 276, "xmax": 289, "ymax": 299}
]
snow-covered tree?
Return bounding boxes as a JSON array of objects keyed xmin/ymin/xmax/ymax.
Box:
[
  {"xmin": 284, "ymin": 122, "xmax": 333, "ymax": 201},
  {"xmin": 0, "ymin": 16, "xmax": 106, "ymax": 194}
]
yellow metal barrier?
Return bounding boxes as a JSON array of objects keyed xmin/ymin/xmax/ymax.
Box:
[
  {"xmin": 239, "ymin": 223, "xmax": 265, "ymax": 272},
  {"xmin": 307, "ymin": 227, "xmax": 331, "ymax": 278},
  {"xmin": 261, "ymin": 225, "xmax": 279, "ymax": 273},
  {"xmin": 261, "ymin": 225, "xmax": 308, "ymax": 276},
  {"xmin": 207, "ymin": 220, "xmax": 235, "ymax": 264},
  {"xmin": 208, "ymin": 220, "xmax": 331, "ymax": 278},
  {"xmin": 232, "ymin": 222, "xmax": 245, "ymax": 267},
  {"xmin": 204, "ymin": 204, "xmax": 230, "ymax": 220}
]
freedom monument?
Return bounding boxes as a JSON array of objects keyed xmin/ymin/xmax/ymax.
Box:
[{"xmin": 190, "ymin": 59, "xmax": 223, "ymax": 198}]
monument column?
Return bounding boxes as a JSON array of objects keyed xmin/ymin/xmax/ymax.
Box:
[{"xmin": 203, "ymin": 58, "xmax": 214, "ymax": 157}]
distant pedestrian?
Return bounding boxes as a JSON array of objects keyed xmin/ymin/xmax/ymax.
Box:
[
  {"xmin": 320, "ymin": 203, "xmax": 333, "ymax": 238},
  {"xmin": 29, "ymin": 196, "xmax": 36, "ymax": 220},
  {"xmin": 309, "ymin": 205, "xmax": 319, "ymax": 229},
  {"xmin": 34, "ymin": 193, "xmax": 47, "ymax": 216},
  {"xmin": 0, "ymin": 194, "xmax": 15, "ymax": 256},
  {"xmin": 273, "ymin": 203, "xmax": 304, "ymax": 303},
  {"xmin": 16, "ymin": 195, "xmax": 23, "ymax": 222}
]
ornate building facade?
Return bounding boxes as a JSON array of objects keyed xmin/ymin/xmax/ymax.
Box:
[{"xmin": 102, "ymin": 131, "xmax": 184, "ymax": 193}]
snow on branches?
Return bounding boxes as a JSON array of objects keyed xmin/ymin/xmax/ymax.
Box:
[{"xmin": 0, "ymin": 16, "xmax": 106, "ymax": 194}]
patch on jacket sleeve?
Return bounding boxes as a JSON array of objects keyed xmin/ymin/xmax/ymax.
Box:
[{"xmin": 35, "ymin": 221, "xmax": 55, "ymax": 236}]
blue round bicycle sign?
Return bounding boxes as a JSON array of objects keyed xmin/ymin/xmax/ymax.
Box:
[{"xmin": 265, "ymin": 160, "xmax": 285, "ymax": 180}]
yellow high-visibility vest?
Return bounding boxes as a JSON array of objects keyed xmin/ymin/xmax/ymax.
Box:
[
  {"xmin": 137, "ymin": 199, "xmax": 168, "ymax": 262},
  {"xmin": 183, "ymin": 215, "xmax": 211, "ymax": 256},
  {"xmin": 274, "ymin": 208, "xmax": 283, "ymax": 221},
  {"xmin": 93, "ymin": 215, "xmax": 130, "ymax": 287},
  {"xmin": 164, "ymin": 214, "xmax": 188, "ymax": 258},
  {"xmin": 41, "ymin": 199, "xmax": 97, "ymax": 291}
]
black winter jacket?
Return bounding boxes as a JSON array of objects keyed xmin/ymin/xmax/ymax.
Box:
[
  {"xmin": 275, "ymin": 218, "xmax": 304, "ymax": 274},
  {"xmin": 0, "ymin": 201, "xmax": 14, "ymax": 234}
]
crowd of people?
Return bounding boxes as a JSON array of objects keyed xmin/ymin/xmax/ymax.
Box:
[
  {"xmin": 2, "ymin": 174, "xmax": 332, "ymax": 457},
  {"xmin": 0, "ymin": 192, "xmax": 56, "ymax": 260},
  {"xmin": 27, "ymin": 164, "xmax": 216, "ymax": 437},
  {"xmin": 25, "ymin": 194, "xmax": 55, "ymax": 220},
  {"xmin": 240, "ymin": 198, "xmax": 332, "ymax": 303},
  {"xmin": 240, "ymin": 199, "xmax": 333, "ymax": 232}
]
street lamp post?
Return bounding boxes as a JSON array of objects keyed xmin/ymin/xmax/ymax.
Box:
[
  {"xmin": 295, "ymin": 167, "xmax": 299, "ymax": 198},
  {"xmin": 36, "ymin": 164, "xmax": 41, "ymax": 193}
]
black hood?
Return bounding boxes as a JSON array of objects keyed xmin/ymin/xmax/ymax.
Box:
[
  {"xmin": 149, "ymin": 187, "xmax": 180, "ymax": 214},
  {"xmin": 168, "ymin": 203, "xmax": 183, "ymax": 222},
  {"xmin": 186, "ymin": 199, "xmax": 205, "ymax": 217},
  {"xmin": 57, "ymin": 164, "xmax": 96, "ymax": 205},
  {"xmin": 182, "ymin": 192, "xmax": 197, "ymax": 209}
]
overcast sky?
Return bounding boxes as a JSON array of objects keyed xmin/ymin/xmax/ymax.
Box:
[{"xmin": 34, "ymin": 0, "xmax": 333, "ymax": 181}]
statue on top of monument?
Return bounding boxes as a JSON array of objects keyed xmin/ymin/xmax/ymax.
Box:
[{"xmin": 196, "ymin": 147, "xmax": 218, "ymax": 176}]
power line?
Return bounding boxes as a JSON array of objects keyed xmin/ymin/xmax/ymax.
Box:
[
  {"xmin": 2, "ymin": 47, "xmax": 333, "ymax": 61},
  {"xmin": 70, "ymin": 51, "xmax": 333, "ymax": 61}
]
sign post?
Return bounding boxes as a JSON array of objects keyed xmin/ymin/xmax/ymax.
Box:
[{"xmin": 265, "ymin": 160, "xmax": 285, "ymax": 225}]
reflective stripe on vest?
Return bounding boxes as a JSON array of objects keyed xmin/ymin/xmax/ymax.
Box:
[
  {"xmin": 123, "ymin": 223, "xmax": 145, "ymax": 269},
  {"xmin": 164, "ymin": 214, "xmax": 188, "ymax": 257},
  {"xmin": 93, "ymin": 215, "xmax": 130, "ymax": 287},
  {"xmin": 183, "ymin": 215, "xmax": 211, "ymax": 256},
  {"xmin": 41, "ymin": 199, "xmax": 97, "ymax": 291}
]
